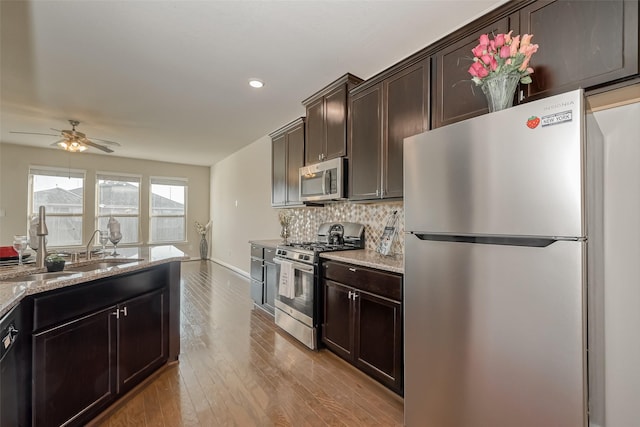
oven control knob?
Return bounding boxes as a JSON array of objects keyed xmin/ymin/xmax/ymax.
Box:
[{"xmin": 304, "ymin": 255, "xmax": 310, "ymax": 261}]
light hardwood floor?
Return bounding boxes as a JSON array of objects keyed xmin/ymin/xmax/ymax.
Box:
[{"xmin": 94, "ymin": 260, "xmax": 404, "ymax": 426}]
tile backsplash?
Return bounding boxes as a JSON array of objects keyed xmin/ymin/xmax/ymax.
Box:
[{"xmin": 280, "ymin": 200, "xmax": 404, "ymax": 256}]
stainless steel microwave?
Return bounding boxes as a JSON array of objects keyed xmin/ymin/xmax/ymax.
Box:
[{"xmin": 299, "ymin": 157, "xmax": 345, "ymax": 202}]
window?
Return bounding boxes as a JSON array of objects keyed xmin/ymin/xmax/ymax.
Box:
[
  {"xmin": 96, "ymin": 173, "xmax": 141, "ymax": 244},
  {"xmin": 150, "ymin": 177, "xmax": 187, "ymax": 243},
  {"xmin": 29, "ymin": 166, "xmax": 85, "ymax": 247}
]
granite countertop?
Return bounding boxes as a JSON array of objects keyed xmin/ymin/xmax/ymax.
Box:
[
  {"xmin": 249, "ymin": 239, "xmax": 282, "ymax": 248},
  {"xmin": 0, "ymin": 245, "xmax": 187, "ymax": 318},
  {"xmin": 320, "ymin": 249, "xmax": 404, "ymax": 274}
]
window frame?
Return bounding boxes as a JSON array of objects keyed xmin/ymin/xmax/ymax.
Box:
[
  {"xmin": 149, "ymin": 176, "xmax": 188, "ymax": 244},
  {"xmin": 96, "ymin": 172, "xmax": 142, "ymax": 245},
  {"xmin": 28, "ymin": 165, "xmax": 86, "ymax": 248}
]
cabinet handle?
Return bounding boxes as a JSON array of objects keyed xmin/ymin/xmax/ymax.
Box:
[
  {"xmin": 112, "ymin": 307, "xmax": 128, "ymax": 319},
  {"xmin": 348, "ymin": 291, "xmax": 353, "ymax": 299},
  {"xmin": 352, "ymin": 293, "xmax": 359, "ymax": 300},
  {"xmin": 376, "ymin": 189, "xmax": 379, "ymax": 197},
  {"xmin": 348, "ymin": 267, "xmax": 357, "ymax": 272},
  {"xmin": 318, "ymin": 154, "xmax": 322, "ymax": 161},
  {"xmin": 519, "ymin": 89, "xmax": 525, "ymax": 102}
]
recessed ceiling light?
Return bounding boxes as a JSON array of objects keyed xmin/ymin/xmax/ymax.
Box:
[{"xmin": 249, "ymin": 79, "xmax": 264, "ymax": 88}]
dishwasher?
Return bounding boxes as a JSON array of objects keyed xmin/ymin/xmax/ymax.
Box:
[{"xmin": 0, "ymin": 303, "xmax": 26, "ymax": 426}]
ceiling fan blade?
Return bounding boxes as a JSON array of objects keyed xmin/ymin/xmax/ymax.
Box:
[
  {"xmin": 82, "ymin": 139, "xmax": 114, "ymax": 153},
  {"xmin": 50, "ymin": 128, "xmax": 62, "ymax": 132},
  {"xmin": 10, "ymin": 131, "xmax": 60, "ymax": 137},
  {"xmin": 90, "ymin": 138, "xmax": 121, "ymax": 146}
]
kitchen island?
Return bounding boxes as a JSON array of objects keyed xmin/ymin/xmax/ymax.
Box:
[
  {"xmin": 0, "ymin": 245, "xmax": 186, "ymax": 317},
  {"xmin": 0, "ymin": 245, "xmax": 186, "ymax": 427}
]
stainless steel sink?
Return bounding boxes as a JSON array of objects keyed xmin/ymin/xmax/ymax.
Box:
[
  {"xmin": 2, "ymin": 271, "xmax": 77, "ymax": 282},
  {"xmin": 66, "ymin": 259, "xmax": 141, "ymax": 272}
]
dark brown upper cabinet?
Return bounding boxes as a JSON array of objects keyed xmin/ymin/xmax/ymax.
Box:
[
  {"xmin": 349, "ymin": 59, "xmax": 429, "ymax": 200},
  {"xmin": 431, "ymin": 0, "xmax": 638, "ymax": 128},
  {"xmin": 302, "ymin": 74, "xmax": 363, "ymax": 165},
  {"xmin": 270, "ymin": 118, "xmax": 305, "ymax": 207},
  {"xmin": 519, "ymin": 0, "xmax": 638, "ymax": 100},
  {"xmin": 431, "ymin": 16, "xmax": 516, "ymax": 128}
]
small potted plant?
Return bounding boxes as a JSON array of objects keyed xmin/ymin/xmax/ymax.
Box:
[{"xmin": 45, "ymin": 254, "xmax": 66, "ymax": 272}]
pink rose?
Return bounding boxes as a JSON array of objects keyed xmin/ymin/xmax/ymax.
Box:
[
  {"xmin": 510, "ymin": 35, "xmax": 520, "ymax": 57},
  {"xmin": 480, "ymin": 54, "xmax": 493, "ymax": 65},
  {"xmin": 504, "ymin": 30, "xmax": 513, "ymax": 44},
  {"xmin": 499, "ymin": 45, "xmax": 511, "ymax": 59},
  {"xmin": 479, "ymin": 34, "xmax": 490, "ymax": 46},
  {"xmin": 494, "ymin": 33, "xmax": 505, "ymax": 47},
  {"xmin": 471, "ymin": 44, "xmax": 485, "ymax": 58},
  {"xmin": 490, "ymin": 57, "xmax": 498, "ymax": 71},
  {"xmin": 520, "ymin": 34, "xmax": 534, "ymax": 48},
  {"xmin": 468, "ymin": 62, "xmax": 488, "ymax": 78},
  {"xmin": 519, "ymin": 47, "xmax": 538, "ymax": 71}
]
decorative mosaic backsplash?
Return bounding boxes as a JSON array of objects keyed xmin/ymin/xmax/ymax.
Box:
[{"xmin": 280, "ymin": 200, "xmax": 404, "ymax": 256}]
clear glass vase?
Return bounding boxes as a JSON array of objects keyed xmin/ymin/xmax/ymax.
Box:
[{"xmin": 480, "ymin": 73, "xmax": 520, "ymax": 112}]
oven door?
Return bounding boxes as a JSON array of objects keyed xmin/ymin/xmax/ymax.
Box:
[{"xmin": 273, "ymin": 257, "xmax": 315, "ymax": 326}]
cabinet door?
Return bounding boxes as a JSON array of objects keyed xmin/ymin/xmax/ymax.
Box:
[
  {"xmin": 263, "ymin": 247, "xmax": 278, "ymax": 314},
  {"xmin": 519, "ymin": 0, "xmax": 638, "ymax": 100},
  {"xmin": 250, "ymin": 279, "xmax": 264, "ymax": 305},
  {"xmin": 383, "ymin": 59, "xmax": 430, "ymax": 198},
  {"xmin": 349, "ymin": 84, "xmax": 382, "ymax": 200},
  {"xmin": 117, "ymin": 289, "xmax": 168, "ymax": 395},
  {"xmin": 325, "ymin": 85, "xmax": 348, "ymax": 160},
  {"xmin": 432, "ymin": 17, "xmax": 512, "ymax": 128},
  {"xmin": 271, "ymin": 133, "xmax": 287, "ymax": 206},
  {"xmin": 33, "ymin": 307, "xmax": 116, "ymax": 427},
  {"xmin": 286, "ymin": 121, "xmax": 305, "ymax": 205},
  {"xmin": 354, "ymin": 291, "xmax": 403, "ymax": 394},
  {"xmin": 305, "ymin": 97, "xmax": 325, "ymax": 165},
  {"xmin": 322, "ymin": 280, "xmax": 354, "ymax": 359}
]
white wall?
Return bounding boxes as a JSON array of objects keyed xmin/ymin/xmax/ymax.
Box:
[
  {"xmin": 0, "ymin": 143, "xmax": 210, "ymax": 258},
  {"xmin": 594, "ymin": 101, "xmax": 640, "ymax": 427},
  {"xmin": 210, "ymin": 135, "xmax": 280, "ymax": 275}
]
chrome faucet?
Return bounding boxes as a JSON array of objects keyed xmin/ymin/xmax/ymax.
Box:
[
  {"xmin": 85, "ymin": 230, "xmax": 101, "ymax": 260},
  {"xmin": 36, "ymin": 206, "xmax": 48, "ymax": 268}
]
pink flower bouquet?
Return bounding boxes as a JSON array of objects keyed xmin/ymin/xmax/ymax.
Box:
[{"xmin": 468, "ymin": 31, "xmax": 539, "ymax": 86}]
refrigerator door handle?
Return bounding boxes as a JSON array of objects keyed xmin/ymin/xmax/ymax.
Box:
[{"xmin": 412, "ymin": 233, "xmax": 562, "ymax": 248}]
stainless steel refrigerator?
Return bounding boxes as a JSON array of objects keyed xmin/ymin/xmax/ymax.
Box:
[{"xmin": 403, "ymin": 89, "xmax": 605, "ymax": 427}]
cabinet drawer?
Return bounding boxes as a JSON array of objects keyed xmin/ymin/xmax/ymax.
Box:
[
  {"xmin": 323, "ymin": 261, "xmax": 402, "ymax": 302},
  {"xmin": 263, "ymin": 247, "xmax": 276, "ymax": 264},
  {"xmin": 250, "ymin": 244, "xmax": 264, "ymax": 259},
  {"xmin": 250, "ymin": 258, "xmax": 264, "ymax": 281},
  {"xmin": 32, "ymin": 266, "xmax": 167, "ymax": 332}
]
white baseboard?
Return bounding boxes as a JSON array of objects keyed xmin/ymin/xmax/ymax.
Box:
[{"xmin": 209, "ymin": 257, "xmax": 250, "ymax": 279}]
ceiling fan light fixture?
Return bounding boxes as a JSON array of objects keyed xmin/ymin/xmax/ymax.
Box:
[{"xmin": 57, "ymin": 140, "xmax": 87, "ymax": 152}]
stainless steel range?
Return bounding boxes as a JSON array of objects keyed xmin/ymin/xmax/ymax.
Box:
[{"xmin": 274, "ymin": 222, "xmax": 365, "ymax": 349}]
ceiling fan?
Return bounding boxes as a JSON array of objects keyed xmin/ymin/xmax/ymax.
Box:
[{"xmin": 11, "ymin": 119, "xmax": 121, "ymax": 153}]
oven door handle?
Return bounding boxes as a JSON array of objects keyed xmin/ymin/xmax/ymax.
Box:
[{"xmin": 273, "ymin": 257, "xmax": 314, "ymax": 273}]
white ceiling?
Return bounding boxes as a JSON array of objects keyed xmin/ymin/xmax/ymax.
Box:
[{"xmin": 1, "ymin": 0, "xmax": 506, "ymax": 166}]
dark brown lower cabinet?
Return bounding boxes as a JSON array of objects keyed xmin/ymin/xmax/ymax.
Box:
[
  {"xmin": 322, "ymin": 261, "xmax": 403, "ymax": 394},
  {"xmin": 117, "ymin": 289, "xmax": 168, "ymax": 395},
  {"xmin": 33, "ymin": 307, "xmax": 115, "ymax": 427},
  {"xmin": 31, "ymin": 270, "xmax": 171, "ymax": 427}
]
